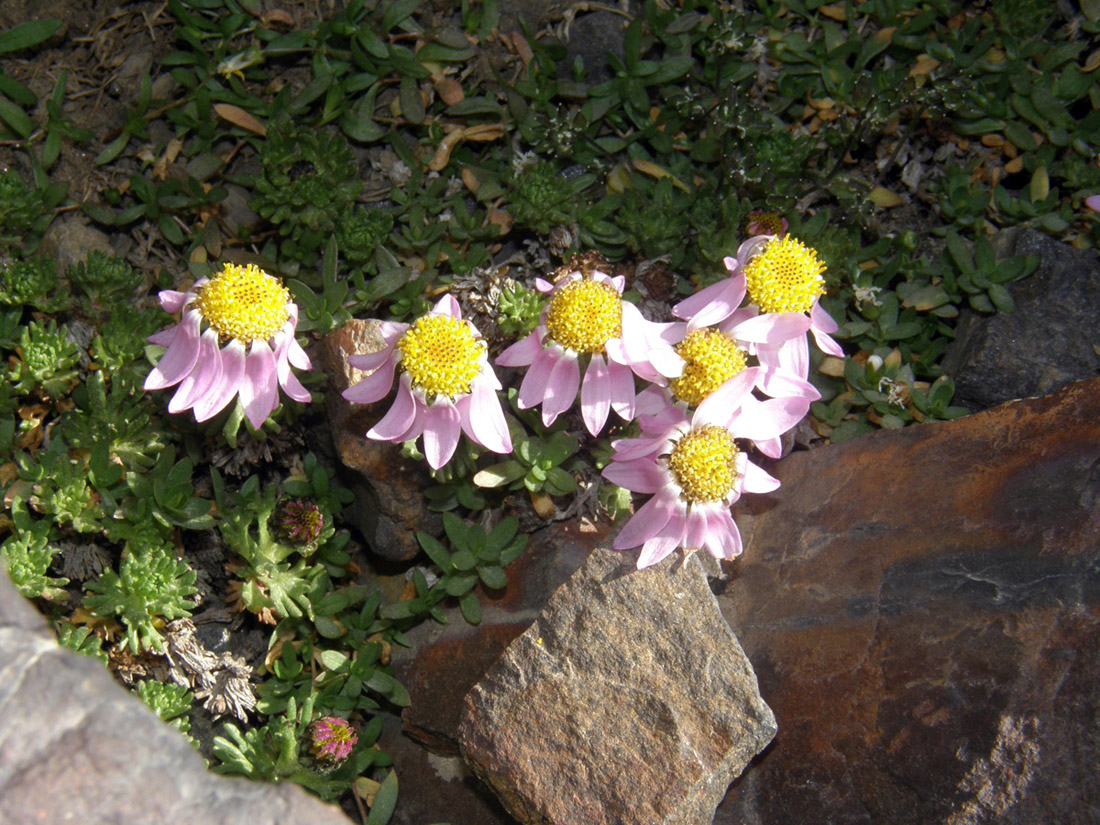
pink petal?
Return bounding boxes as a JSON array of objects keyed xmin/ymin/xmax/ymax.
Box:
[
  {"xmin": 611, "ymin": 434, "xmax": 667, "ymax": 462},
  {"xmin": 757, "ymin": 369, "xmax": 820, "ymax": 401},
  {"xmin": 421, "ymin": 400, "xmax": 462, "ymax": 469},
  {"xmin": 755, "ymin": 436, "xmax": 783, "ymax": 460},
  {"xmin": 730, "ymin": 396, "xmax": 809, "ymax": 442},
  {"xmin": 703, "ymin": 508, "xmax": 742, "ymax": 559},
  {"xmin": 580, "ymin": 354, "xmax": 611, "ymax": 435},
  {"xmin": 683, "ymin": 507, "xmax": 710, "ymax": 550},
  {"xmin": 347, "ymin": 343, "xmax": 397, "ymax": 374},
  {"xmin": 517, "ymin": 347, "xmax": 559, "ymax": 410},
  {"xmin": 673, "ymin": 275, "xmax": 744, "ymax": 331},
  {"xmin": 613, "ymin": 490, "xmax": 679, "ymax": 551},
  {"xmin": 534, "ymin": 277, "xmax": 556, "ymax": 293},
  {"xmin": 736, "ymin": 235, "xmax": 772, "ymax": 264},
  {"xmin": 811, "ymin": 323, "xmax": 845, "ymax": 357},
  {"xmin": 342, "ymin": 354, "xmax": 398, "ymax": 404},
  {"xmin": 240, "ymin": 341, "xmax": 279, "ymax": 429},
  {"xmin": 601, "ymin": 458, "xmax": 666, "ymax": 494},
  {"xmin": 1086, "ymin": 194, "xmax": 1100, "ymax": 212},
  {"xmin": 287, "ymin": 337, "xmax": 311, "ymax": 370},
  {"xmin": 633, "ymin": 523, "xmax": 682, "ymax": 567},
  {"xmin": 693, "ymin": 367, "xmax": 761, "ymax": 428},
  {"xmin": 810, "ymin": 299, "xmax": 839, "ymax": 334},
  {"xmin": 193, "ymin": 339, "xmax": 246, "ymax": 421},
  {"xmin": 144, "ymin": 310, "xmax": 202, "ymax": 390},
  {"xmin": 368, "ymin": 379, "xmax": 418, "ymax": 441},
  {"xmin": 731, "ymin": 311, "xmax": 811, "ymax": 344},
  {"xmin": 460, "ymin": 378, "xmax": 512, "ymax": 454},
  {"xmin": 158, "ymin": 289, "xmax": 192, "ymax": 314},
  {"xmin": 742, "ymin": 458, "xmax": 781, "ymax": 494},
  {"xmin": 495, "ymin": 329, "xmax": 544, "ymax": 368},
  {"xmin": 607, "ymin": 360, "xmax": 636, "ymax": 421},
  {"xmin": 167, "ymin": 328, "xmax": 221, "ymax": 413},
  {"xmin": 431, "ymin": 294, "xmax": 462, "ymax": 317},
  {"xmin": 541, "ymin": 351, "xmax": 581, "ymax": 426}
]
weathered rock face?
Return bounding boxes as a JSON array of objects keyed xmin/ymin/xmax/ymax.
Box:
[
  {"xmin": 716, "ymin": 375, "xmax": 1100, "ymax": 824},
  {"xmin": 943, "ymin": 227, "xmax": 1100, "ymax": 411},
  {"xmin": 459, "ymin": 544, "xmax": 776, "ymax": 825},
  {"xmin": 320, "ymin": 320, "xmax": 439, "ymax": 561},
  {"xmin": 0, "ymin": 574, "xmax": 354, "ymax": 825}
]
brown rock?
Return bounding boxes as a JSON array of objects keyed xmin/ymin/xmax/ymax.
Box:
[
  {"xmin": 459, "ymin": 544, "xmax": 776, "ymax": 825},
  {"xmin": 0, "ymin": 573, "xmax": 354, "ymax": 825},
  {"xmin": 320, "ymin": 320, "xmax": 439, "ymax": 561},
  {"xmin": 716, "ymin": 376, "xmax": 1100, "ymax": 824},
  {"xmin": 38, "ymin": 214, "xmax": 115, "ymax": 274},
  {"xmin": 397, "ymin": 519, "xmax": 604, "ymax": 757}
]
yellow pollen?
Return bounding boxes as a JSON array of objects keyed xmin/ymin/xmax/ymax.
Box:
[
  {"xmin": 194, "ymin": 263, "xmax": 290, "ymax": 344},
  {"xmin": 545, "ymin": 279, "xmax": 623, "ymax": 354},
  {"xmin": 667, "ymin": 425, "xmax": 739, "ymax": 504},
  {"xmin": 397, "ymin": 314, "xmax": 484, "ymax": 398},
  {"xmin": 743, "ymin": 236, "xmax": 826, "ymax": 314},
  {"xmin": 670, "ymin": 329, "xmax": 748, "ymax": 406}
]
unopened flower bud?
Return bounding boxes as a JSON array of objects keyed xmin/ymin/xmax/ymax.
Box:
[{"xmin": 309, "ymin": 716, "xmax": 357, "ymax": 768}]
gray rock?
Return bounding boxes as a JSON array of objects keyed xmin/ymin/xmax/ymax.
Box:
[
  {"xmin": 943, "ymin": 226, "xmax": 1100, "ymax": 410},
  {"xmin": 38, "ymin": 214, "xmax": 114, "ymax": 275},
  {"xmin": 459, "ymin": 544, "xmax": 776, "ymax": 825},
  {"xmin": 0, "ymin": 572, "xmax": 354, "ymax": 825}
]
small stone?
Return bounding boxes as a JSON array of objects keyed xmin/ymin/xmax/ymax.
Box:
[
  {"xmin": 320, "ymin": 320, "xmax": 439, "ymax": 561},
  {"xmin": 459, "ymin": 544, "xmax": 776, "ymax": 825},
  {"xmin": 38, "ymin": 215, "xmax": 114, "ymax": 275},
  {"xmin": 943, "ymin": 226, "xmax": 1100, "ymax": 410}
]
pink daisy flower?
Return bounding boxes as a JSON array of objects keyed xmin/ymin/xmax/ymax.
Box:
[
  {"xmin": 144, "ymin": 263, "xmax": 311, "ymax": 429},
  {"xmin": 495, "ymin": 268, "xmax": 683, "ymax": 435},
  {"xmin": 674, "ymin": 235, "xmax": 843, "ymax": 358},
  {"xmin": 341, "ymin": 295, "xmax": 511, "ymax": 470},
  {"xmin": 603, "ymin": 388, "xmax": 792, "ymax": 569}
]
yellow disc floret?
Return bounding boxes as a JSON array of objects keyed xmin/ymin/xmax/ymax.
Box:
[
  {"xmin": 545, "ymin": 278, "xmax": 623, "ymax": 354},
  {"xmin": 194, "ymin": 263, "xmax": 290, "ymax": 344},
  {"xmin": 743, "ymin": 236, "xmax": 826, "ymax": 314},
  {"xmin": 670, "ymin": 329, "xmax": 748, "ymax": 407},
  {"xmin": 397, "ymin": 313, "xmax": 484, "ymax": 398},
  {"xmin": 667, "ymin": 425, "xmax": 740, "ymax": 503}
]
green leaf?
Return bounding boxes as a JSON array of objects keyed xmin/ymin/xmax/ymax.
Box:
[
  {"xmin": 417, "ymin": 531, "xmax": 452, "ymax": 571},
  {"xmin": 987, "ymin": 283, "xmax": 1014, "ymax": 313},
  {"xmin": 477, "ymin": 565, "xmax": 507, "ymax": 590},
  {"xmin": 459, "ymin": 590, "xmax": 482, "ymax": 625},
  {"xmin": 381, "ymin": 0, "xmax": 420, "ymax": 32},
  {"xmin": 472, "ymin": 461, "xmax": 525, "ymax": 488},
  {"xmin": 0, "ymin": 19, "xmax": 61, "ymax": 55},
  {"xmin": 365, "ymin": 769, "xmax": 399, "ymax": 825},
  {"xmin": 0, "ymin": 97, "xmax": 34, "ymax": 138}
]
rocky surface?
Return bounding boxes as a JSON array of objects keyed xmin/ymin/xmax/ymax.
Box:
[
  {"xmin": 458, "ymin": 544, "xmax": 776, "ymax": 825},
  {"xmin": 943, "ymin": 226, "xmax": 1100, "ymax": 410},
  {"xmin": 320, "ymin": 319, "xmax": 439, "ymax": 562},
  {"xmin": 715, "ymin": 375, "xmax": 1100, "ymax": 824},
  {"xmin": 0, "ymin": 573, "xmax": 354, "ymax": 825}
]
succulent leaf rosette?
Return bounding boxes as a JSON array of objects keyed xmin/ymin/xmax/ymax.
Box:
[
  {"xmin": 495, "ymin": 268, "xmax": 684, "ymax": 436},
  {"xmin": 341, "ymin": 295, "xmax": 512, "ymax": 470},
  {"xmin": 144, "ymin": 263, "xmax": 312, "ymax": 429}
]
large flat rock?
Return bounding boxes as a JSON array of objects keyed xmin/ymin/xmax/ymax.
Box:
[{"xmin": 717, "ymin": 375, "xmax": 1100, "ymax": 824}]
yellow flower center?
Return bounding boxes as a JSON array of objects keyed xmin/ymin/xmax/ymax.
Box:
[
  {"xmin": 743, "ymin": 236, "xmax": 826, "ymax": 314},
  {"xmin": 397, "ymin": 314, "xmax": 484, "ymax": 398},
  {"xmin": 545, "ymin": 279, "xmax": 623, "ymax": 354},
  {"xmin": 194, "ymin": 263, "xmax": 290, "ymax": 344},
  {"xmin": 670, "ymin": 329, "xmax": 748, "ymax": 407},
  {"xmin": 667, "ymin": 425, "xmax": 740, "ymax": 503}
]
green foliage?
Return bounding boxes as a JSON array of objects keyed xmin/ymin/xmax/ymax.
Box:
[
  {"xmin": 1, "ymin": 498, "xmax": 68, "ymax": 601},
  {"xmin": 90, "ymin": 304, "xmax": 162, "ymax": 381},
  {"xmin": 55, "ymin": 621, "xmax": 109, "ymax": 665},
  {"xmin": 83, "ymin": 540, "xmax": 198, "ymax": 653},
  {"xmin": 250, "ymin": 123, "xmax": 363, "ymax": 272},
  {"xmin": 136, "ymin": 680, "xmax": 195, "ymax": 737},
  {"xmin": 474, "ymin": 413, "xmax": 581, "ymax": 498},
  {"xmin": 63, "ymin": 371, "xmax": 167, "ymax": 472},
  {"xmin": 509, "ymin": 161, "xmax": 576, "ymax": 234},
  {"xmin": 495, "ymin": 282, "xmax": 545, "ymax": 339},
  {"xmin": 0, "ymin": 255, "xmax": 65, "ymax": 311},
  {"xmin": 7, "ymin": 319, "xmax": 80, "ymax": 399},
  {"xmin": 122, "ymin": 445, "xmax": 214, "ymax": 534},
  {"xmin": 213, "ymin": 695, "xmax": 389, "ymax": 803},
  {"xmin": 411, "ymin": 513, "xmax": 527, "ymax": 625},
  {"xmin": 67, "ymin": 250, "xmax": 144, "ymax": 315},
  {"xmin": 337, "ymin": 206, "xmax": 394, "ymax": 266}
]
